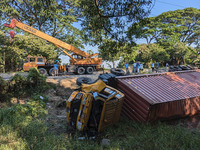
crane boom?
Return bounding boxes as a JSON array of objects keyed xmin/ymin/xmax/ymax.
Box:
[{"xmin": 4, "ymin": 18, "xmax": 90, "ymax": 58}]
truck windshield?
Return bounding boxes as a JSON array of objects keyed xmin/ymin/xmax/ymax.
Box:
[
  {"xmin": 37, "ymin": 58, "xmax": 43, "ymax": 62},
  {"xmin": 30, "ymin": 58, "xmax": 35, "ymax": 62}
]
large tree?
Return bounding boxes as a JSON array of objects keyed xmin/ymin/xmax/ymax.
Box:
[
  {"xmin": 0, "ymin": 33, "xmax": 58, "ymax": 72},
  {"xmin": 0, "ymin": 0, "xmax": 85, "ymax": 49},
  {"xmin": 98, "ymin": 39, "xmax": 120, "ymax": 68},
  {"xmin": 128, "ymin": 7, "xmax": 200, "ymax": 46},
  {"xmin": 79, "ymin": 0, "xmax": 155, "ymax": 43},
  {"xmin": 136, "ymin": 43, "xmax": 169, "ymax": 67}
]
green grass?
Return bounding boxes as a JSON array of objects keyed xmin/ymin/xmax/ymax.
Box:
[{"xmin": 1, "ymin": 100, "xmax": 200, "ymax": 150}]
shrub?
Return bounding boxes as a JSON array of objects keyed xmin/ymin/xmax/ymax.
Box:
[
  {"xmin": 27, "ymin": 68, "xmax": 50, "ymax": 93},
  {"xmin": 0, "ymin": 76, "xmax": 9, "ymax": 102},
  {"xmin": 9, "ymin": 74, "xmax": 28, "ymax": 100}
]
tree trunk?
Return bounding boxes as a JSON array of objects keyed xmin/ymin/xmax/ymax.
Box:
[
  {"xmin": 3, "ymin": 51, "xmax": 5, "ymax": 73},
  {"xmin": 177, "ymin": 58, "xmax": 180, "ymax": 65},
  {"xmin": 11, "ymin": 58, "xmax": 14, "ymax": 71},
  {"xmin": 112, "ymin": 61, "xmax": 115, "ymax": 68}
]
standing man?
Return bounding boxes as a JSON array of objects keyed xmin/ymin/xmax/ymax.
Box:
[
  {"xmin": 166, "ymin": 63, "xmax": 169, "ymax": 71},
  {"xmin": 156, "ymin": 62, "xmax": 159, "ymax": 73},
  {"xmin": 125, "ymin": 62, "xmax": 129, "ymax": 74},
  {"xmin": 140, "ymin": 62, "xmax": 143, "ymax": 73},
  {"xmin": 151, "ymin": 62, "xmax": 154, "ymax": 72},
  {"xmin": 136, "ymin": 62, "xmax": 140, "ymax": 73},
  {"xmin": 54, "ymin": 60, "xmax": 59, "ymax": 76},
  {"xmin": 133, "ymin": 62, "xmax": 137, "ymax": 73}
]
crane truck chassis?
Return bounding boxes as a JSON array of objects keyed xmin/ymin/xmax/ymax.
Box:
[{"xmin": 4, "ymin": 18, "xmax": 103, "ymax": 75}]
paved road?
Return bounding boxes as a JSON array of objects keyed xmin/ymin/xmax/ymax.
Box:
[
  {"xmin": 0, "ymin": 71, "xmax": 105, "ymax": 80},
  {"xmin": 0, "ymin": 69, "xmax": 168, "ymax": 80}
]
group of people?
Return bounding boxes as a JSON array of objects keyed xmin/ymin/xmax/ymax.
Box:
[
  {"xmin": 125, "ymin": 61, "xmax": 170, "ymax": 74},
  {"xmin": 151, "ymin": 62, "xmax": 159, "ymax": 73},
  {"xmin": 125, "ymin": 62, "xmax": 143, "ymax": 74}
]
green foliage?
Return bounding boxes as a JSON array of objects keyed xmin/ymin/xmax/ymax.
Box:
[
  {"xmin": 9, "ymin": 74, "xmax": 27, "ymax": 99},
  {"xmin": 166, "ymin": 42, "xmax": 192, "ymax": 65},
  {"xmin": 99, "ymin": 39, "xmax": 120, "ymax": 68},
  {"xmin": 104, "ymin": 119, "xmax": 200, "ymax": 149},
  {"xmin": 128, "ymin": 7, "xmax": 200, "ymax": 46},
  {"xmin": 79, "ymin": 0, "xmax": 154, "ymax": 43},
  {"xmin": 13, "ymin": 34, "xmax": 58, "ymax": 60},
  {"xmin": 120, "ymin": 43, "xmax": 138, "ymax": 62},
  {"xmin": 1, "ymin": 105, "xmax": 200, "ymax": 150},
  {"xmin": 0, "ymin": 95, "xmax": 48, "ymax": 149},
  {"xmin": 0, "ymin": 0, "xmax": 81, "ymax": 40},
  {"xmin": 1, "ymin": 68, "xmax": 50, "ymax": 103},
  {"xmin": 99, "ymin": 39, "xmax": 137, "ymax": 68},
  {"xmin": 189, "ymin": 47, "xmax": 200, "ymax": 64},
  {"xmin": 127, "ymin": 7, "xmax": 200, "ymax": 66},
  {"xmin": 0, "ymin": 76, "xmax": 9, "ymax": 101},
  {"xmin": 27, "ymin": 68, "xmax": 50, "ymax": 93},
  {"xmin": 136, "ymin": 43, "xmax": 169, "ymax": 67}
]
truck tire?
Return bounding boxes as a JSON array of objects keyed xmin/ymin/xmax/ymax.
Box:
[
  {"xmin": 76, "ymin": 77, "xmax": 92, "ymax": 86},
  {"xmin": 86, "ymin": 67, "xmax": 94, "ymax": 74},
  {"xmin": 77, "ymin": 67, "xmax": 85, "ymax": 75},
  {"xmin": 110, "ymin": 68, "xmax": 125, "ymax": 76},
  {"xmin": 49, "ymin": 68, "xmax": 55, "ymax": 76},
  {"xmin": 38, "ymin": 68, "xmax": 47, "ymax": 76}
]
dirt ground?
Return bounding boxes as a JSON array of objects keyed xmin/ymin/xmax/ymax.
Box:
[{"xmin": 44, "ymin": 72, "xmax": 103, "ymax": 134}]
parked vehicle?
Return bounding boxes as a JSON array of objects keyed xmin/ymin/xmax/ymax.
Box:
[{"xmin": 4, "ymin": 18, "xmax": 103, "ymax": 75}]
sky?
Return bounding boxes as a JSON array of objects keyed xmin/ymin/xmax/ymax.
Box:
[{"xmin": 59, "ymin": 0, "xmax": 200, "ymax": 67}]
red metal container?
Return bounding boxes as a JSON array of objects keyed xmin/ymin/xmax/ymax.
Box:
[{"xmin": 116, "ymin": 70, "xmax": 200, "ymax": 122}]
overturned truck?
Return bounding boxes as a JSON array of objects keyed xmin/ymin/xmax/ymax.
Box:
[{"xmin": 66, "ymin": 80, "xmax": 124, "ymax": 132}]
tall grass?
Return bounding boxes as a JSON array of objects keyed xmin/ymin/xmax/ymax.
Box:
[
  {"xmin": 104, "ymin": 119, "xmax": 200, "ymax": 149},
  {"xmin": 1, "ymin": 101, "xmax": 200, "ymax": 150}
]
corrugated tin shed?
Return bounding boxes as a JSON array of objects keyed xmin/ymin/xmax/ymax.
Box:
[{"xmin": 116, "ymin": 70, "xmax": 200, "ymax": 122}]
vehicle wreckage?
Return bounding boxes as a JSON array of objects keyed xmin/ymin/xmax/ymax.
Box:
[{"xmin": 66, "ymin": 78, "xmax": 125, "ymax": 133}]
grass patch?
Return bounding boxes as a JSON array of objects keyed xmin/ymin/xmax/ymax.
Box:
[{"xmin": 1, "ymin": 101, "xmax": 200, "ymax": 150}]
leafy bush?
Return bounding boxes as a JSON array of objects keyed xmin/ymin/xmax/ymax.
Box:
[
  {"xmin": 9, "ymin": 74, "xmax": 28, "ymax": 99},
  {"xmin": 27, "ymin": 68, "xmax": 50, "ymax": 93},
  {"xmin": 0, "ymin": 76, "xmax": 9, "ymax": 102}
]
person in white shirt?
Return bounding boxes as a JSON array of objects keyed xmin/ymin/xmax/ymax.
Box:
[{"xmin": 133, "ymin": 62, "xmax": 137, "ymax": 73}]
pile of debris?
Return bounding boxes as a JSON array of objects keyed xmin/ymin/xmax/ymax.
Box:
[{"xmin": 66, "ymin": 79, "xmax": 124, "ymax": 133}]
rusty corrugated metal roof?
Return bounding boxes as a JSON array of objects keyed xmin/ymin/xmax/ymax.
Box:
[
  {"xmin": 117, "ymin": 70, "xmax": 200, "ymax": 105},
  {"xmin": 116, "ymin": 70, "xmax": 200, "ymax": 122}
]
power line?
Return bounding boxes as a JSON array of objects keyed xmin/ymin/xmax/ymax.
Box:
[{"xmin": 156, "ymin": 0, "xmax": 185, "ymax": 8}]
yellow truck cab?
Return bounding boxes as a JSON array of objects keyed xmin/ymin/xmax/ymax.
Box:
[
  {"xmin": 23, "ymin": 55, "xmax": 64, "ymax": 76},
  {"xmin": 23, "ymin": 55, "xmax": 46, "ymax": 72},
  {"xmin": 66, "ymin": 80, "xmax": 124, "ymax": 133}
]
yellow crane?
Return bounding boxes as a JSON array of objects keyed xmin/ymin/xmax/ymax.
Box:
[{"xmin": 4, "ymin": 18, "xmax": 103, "ymax": 75}]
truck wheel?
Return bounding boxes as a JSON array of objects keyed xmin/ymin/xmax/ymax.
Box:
[
  {"xmin": 49, "ymin": 68, "xmax": 55, "ymax": 76},
  {"xmin": 110, "ymin": 68, "xmax": 125, "ymax": 76},
  {"xmin": 86, "ymin": 67, "xmax": 94, "ymax": 74},
  {"xmin": 77, "ymin": 67, "xmax": 85, "ymax": 75},
  {"xmin": 76, "ymin": 77, "xmax": 92, "ymax": 86},
  {"xmin": 38, "ymin": 68, "xmax": 47, "ymax": 76}
]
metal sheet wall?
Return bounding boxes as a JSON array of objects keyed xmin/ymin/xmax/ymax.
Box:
[{"xmin": 116, "ymin": 71, "xmax": 200, "ymax": 122}]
